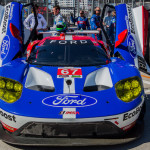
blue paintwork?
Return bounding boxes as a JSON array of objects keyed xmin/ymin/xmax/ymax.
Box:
[
  {"xmin": 1, "ymin": 2, "xmax": 23, "ymax": 65},
  {"xmin": 0, "ymin": 3, "xmax": 144, "ymax": 120},
  {"xmin": 114, "ymin": 4, "xmax": 136, "ymax": 65},
  {"xmin": 0, "ymin": 57, "xmax": 143, "ymax": 119}
]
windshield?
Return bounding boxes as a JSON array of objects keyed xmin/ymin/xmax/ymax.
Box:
[{"xmin": 28, "ymin": 40, "xmax": 109, "ymax": 66}]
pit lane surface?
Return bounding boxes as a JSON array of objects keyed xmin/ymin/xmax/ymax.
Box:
[{"xmin": 0, "ymin": 95, "xmax": 149, "ymax": 150}]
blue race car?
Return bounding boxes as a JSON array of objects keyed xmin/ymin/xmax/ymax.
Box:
[{"xmin": 0, "ymin": 2, "xmax": 149, "ymax": 146}]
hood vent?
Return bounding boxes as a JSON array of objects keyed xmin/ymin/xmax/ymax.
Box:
[
  {"xmin": 25, "ymin": 67, "xmax": 55, "ymax": 92},
  {"xmin": 84, "ymin": 67, "xmax": 113, "ymax": 92}
]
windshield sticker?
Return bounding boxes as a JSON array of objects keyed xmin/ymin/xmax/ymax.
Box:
[
  {"xmin": 1, "ymin": 35, "xmax": 10, "ymax": 60},
  {"xmin": 127, "ymin": 34, "xmax": 137, "ymax": 58},
  {"xmin": 42, "ymin": 94, "xmax": 97, "ymax": 107},
  {"xmin": 43, "ymin": 39, "xmax": 93, "ymax": 46},
  {"xmin": 57, "ymin": 68, "xmax": 82, "ymax": 78}
]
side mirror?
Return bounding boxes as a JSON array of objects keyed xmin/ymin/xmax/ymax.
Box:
[
  {"xmin": 27, "ymin": 40, "xmax": 40, "ymax": 59},
  {"xmin": 10, "ymin": 23, "xmax": 22, "ymax": 44},
  {"xmin": 115, "ymin": 29, "xmax": 128, "ymax": 48}
]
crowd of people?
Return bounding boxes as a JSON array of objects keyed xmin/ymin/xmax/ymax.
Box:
[{"xmin": 23, "ymin": 4, "xmax": 116, "ymax": 43}]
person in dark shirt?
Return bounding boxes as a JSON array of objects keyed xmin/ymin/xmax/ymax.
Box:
[
  {"xmin": 109, "ymin": 11, "xmax": 116, "ymax": 44},
  {"xmin": 103, "ymin": 10, "xmax": 112, "ymax": 35},
  {"xmin": 71, "ymin": 10, "xmax": 90, "ymax": 30},
  {"xmin": 90, "ymin": 7, "xmax": 102, "ymax": 40}
]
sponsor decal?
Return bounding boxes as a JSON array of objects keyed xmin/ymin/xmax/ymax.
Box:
[
  {"xmin": 127, "ymin": 34, "xmax": 137, "ymax": 58},
  {"xmin": 91, "ymin": 18, "xmax": 94, "ymax": 22},
  {"xmin": 2, "ymin": 5, "xmax": 10, "ymax": 34},
  {"xmin": 9, "ymin": 4, "xmax": 14, "ymax": 20},
  {"xmin": 59, "ymin": 75, "xmax": 69, "ymax": 78},
  {"xmin": 42, "ymin": 94, "xmax": 97, "ymax": 107},
  {"xmin": 123, "ymin": 106, "xmax": 142, "ymax": 121},
  {"xmin": 126, "ymin": 5, "xmax": 135, "ymax": 34},
  {"xmin": 1, "ymin": 35, "xmax": 10, "ymax": 60},
  {"xmin": 49, "ymin": 40, "xmax": 91, "ymax": 45},
  {"xmin": 125, "ymin": 15, "xmax": 130, "ymax": 33},
  {"xmin": 138, "ymin": 56, "xmax": 147, "ymax": 72},
  {"xmin": 0, "ymin": 110, "xmax": 16, "ymax": 122},
  {"xmin": 72, "ymin": 75, "xmax": 81, "ymax": 78},
  {"xmin": 59, "ymin": 111, "xmax": 79, "ymax": 115},
  {"xmin": 57, "ymin": 68, "xmax": 82, "ymax": 78}
]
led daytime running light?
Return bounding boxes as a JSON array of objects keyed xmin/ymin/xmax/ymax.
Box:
[
  {"xmin": 115, "ymin": 77, "xmax": 142, "ymax": 102},
  {"xmin": 0, "ymin": 77, "xmax": 23, "ymax": 103}
]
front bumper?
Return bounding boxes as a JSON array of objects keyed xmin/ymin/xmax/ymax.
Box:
[
  {"xmin": 0, "ymin": 97, "xmax": 145, "ymax": 146},
  {"xmin": 0, "ymin": 120, "xmax": 144, "ymax": 146}
]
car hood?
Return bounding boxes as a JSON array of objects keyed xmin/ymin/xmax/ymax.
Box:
[{"xmin": 0, "ymin": 58, "xmax": 143, "ymax": 118}]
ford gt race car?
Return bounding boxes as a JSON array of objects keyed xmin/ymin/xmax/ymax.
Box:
[{"xmin": 0, "ymin": 2, "xmax": 149, "ymax": 146}]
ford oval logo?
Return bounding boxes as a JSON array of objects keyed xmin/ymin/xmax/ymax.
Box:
[
  {"xmin": 1, "ymin": 35, "xmax": 10, "ymax": 60},
  {"xmin": 42, "ymin": 94, "xmax": 97, "ymax": 107},
  {"xmin": 127, "ymin": 34, "xmax": 137, "ymax": 58}
]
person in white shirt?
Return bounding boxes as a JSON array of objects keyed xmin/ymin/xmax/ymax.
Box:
[
  {"xmin": 23, "ymin": 4, "xmax": 47, "ymax": 41},
  {"xmin": 51, "ymin": 5, "xmax": 65, "ymax": 30}
]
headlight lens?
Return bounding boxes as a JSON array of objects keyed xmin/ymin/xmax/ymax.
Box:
[
  {"xmin": 0, "ymin": 77, "xmax": 23, "ymax": 103},
  {"xmin": 115, "ymin": 77, "xmax": 142, "ymax": 102}
]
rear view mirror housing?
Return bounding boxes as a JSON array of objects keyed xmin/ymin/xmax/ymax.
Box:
[
  {"xmin": 115, "ymin": 29, "xmax": 128, "ymax": 48},
  {"xmin": 10, "ymin": 23, "xmax": 22, "ymax": 44}
]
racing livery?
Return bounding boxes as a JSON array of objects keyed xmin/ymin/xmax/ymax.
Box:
[{"xmin": 0, "ymin": 2, "xmax": 148, "ymax": 146}]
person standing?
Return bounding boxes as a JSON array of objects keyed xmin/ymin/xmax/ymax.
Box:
[
  {"xmin": 23, "ymin": 4, "xmax": 47, "ymax": 41},
  {"xmin": 109, "ymin": 11, "xmax": 116, "ymax": 44},
  {"xmin": 52, "ymin": 5, "xmax": 65, "ymax": 29},
  {"xmin": 71, "ymin": 10, "xmax": 90, "ymax": 30},
  {"xmin": 103, "ymin": 10, "xmax": 112, "ymax": 35},
  {"xmin": 90, "ymin": 7, "xmax": 102, "ymax": 40}
]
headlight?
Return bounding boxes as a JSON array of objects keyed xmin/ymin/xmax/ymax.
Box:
[
  {"xmin": 0, "ymin": 77, "xmax": 23, "ymax": 103},
  {"xmin": 115, "ymin": 77, "xmax": 142, "ymax": 102}
]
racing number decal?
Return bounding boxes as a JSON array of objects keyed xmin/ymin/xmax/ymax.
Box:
[
  {"xmin": 57, "ymin": 68, "xmax": 82, "ymax": 78},
  {"xmin": 59, "ymin": 69, "xmax": 79, "ymax": 75}
]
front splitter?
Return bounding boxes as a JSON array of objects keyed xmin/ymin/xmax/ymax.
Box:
[{"xmin": 0, "ymin": 120, "xmax": 144, "ymax": 146}]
